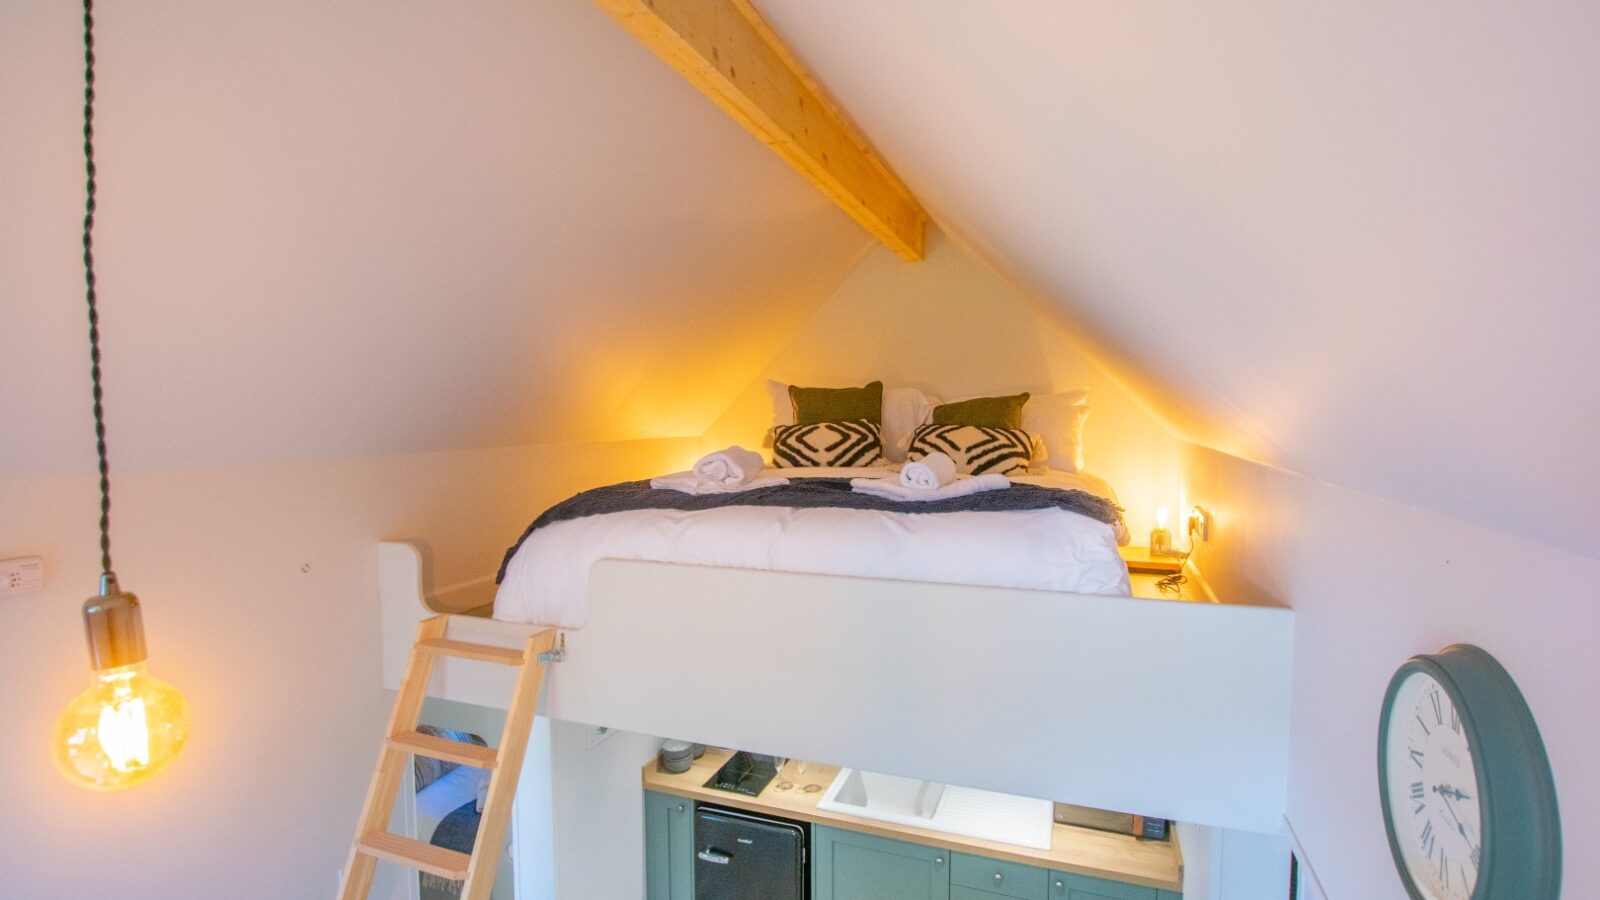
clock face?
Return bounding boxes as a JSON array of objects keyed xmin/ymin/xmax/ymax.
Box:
[{"xmin": 1383, "ymin": 670, "xmax": 1483, "ymax": 900}]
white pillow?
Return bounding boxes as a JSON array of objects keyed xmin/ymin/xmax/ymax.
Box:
[
  {"xmin": 880, "ymin": 386, "xmax": 933, "ymax": 463},
  {"xmin": 764, "ymin": 380, "xmax": 930, "ymax": 463},
  {"xmin": 1022, "ymin": 390, "xmax": 1090, "ymax": 473},
  {"xmin": 766, "ymin": 379, "xmax": 796, "ymax": 427}
]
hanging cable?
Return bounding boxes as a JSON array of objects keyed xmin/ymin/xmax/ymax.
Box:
[{"xmin": 81, "ymin": 0, "xmax": 114, "ymax": 579}]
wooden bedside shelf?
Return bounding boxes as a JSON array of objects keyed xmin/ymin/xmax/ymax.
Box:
[{"xmin": 1118, "ymin": 544, "xmax": 1186, "ymax": 575}]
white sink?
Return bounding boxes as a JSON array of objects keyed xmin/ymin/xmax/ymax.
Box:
[
  {"xmin": 821, "ymin": 769, "xmax": 947, "ymax": 820},
  {"xmin": 816, "ymin": 768, "xmax": 1053, "ymax": 850}
]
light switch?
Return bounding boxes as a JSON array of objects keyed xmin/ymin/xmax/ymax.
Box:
[{"xmin": 0, "ymin": 556, "xmax": 44, "ymax": 597}]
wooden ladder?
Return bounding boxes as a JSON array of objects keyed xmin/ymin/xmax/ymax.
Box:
[{"xmin": 338, "ymin": 615, "xmax": 558, "ymax": 900}]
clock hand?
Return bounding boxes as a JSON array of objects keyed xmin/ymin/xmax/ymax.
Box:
[
  {"xmin": 1434, "ymin": 790, "xmax": 1481, "ymax": 860},
  {"xmin": 1437, "ymin": 794, "xmax": 1466, "ymax": 831}
]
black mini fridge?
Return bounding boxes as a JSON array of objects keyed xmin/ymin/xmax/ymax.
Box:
[{"xmin": 693, "ymin": 804, "xmax": 808, "ymax": 900}]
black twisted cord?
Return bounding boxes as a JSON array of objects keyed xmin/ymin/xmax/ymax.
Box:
[{"xmin": 82, "ymin": 0, "xmax": 114, "ymax": 579}]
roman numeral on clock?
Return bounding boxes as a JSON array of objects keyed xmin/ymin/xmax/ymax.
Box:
[
  {"xmin": 1430, "ymin": 690, "xmax": 1444, "ymax": 725},
  {"xmin": 1409, "ymin": 747, "xmax": 1425, "ymax": 768},
  {"xmin": 1420, "ymin": 820, "xmax": 1435, "ymax": 856},
  {"xmin": 1410, "ymin": 781, "xmax": 1426, "ymax": 814}
]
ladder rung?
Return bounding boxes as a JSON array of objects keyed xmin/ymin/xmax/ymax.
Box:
[
  {"xmin": 417, "ymin": 638, "xmax": 525, "ymax": 666},
  {"xmin": 388, "ymin": 730, "xmax": 498, "ymax": 769},
  {"xmin": 357, "ymin": 831, "xmax": 472, "ymax": 880}
]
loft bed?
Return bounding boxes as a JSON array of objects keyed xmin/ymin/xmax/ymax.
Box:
[
  {"xmin": 381, "ymin": 538, "xmax": 1293, "ymax": 831},
  {"xmin": 374, "ymin": 391, "xmax": 1296, "ymax": 895}
]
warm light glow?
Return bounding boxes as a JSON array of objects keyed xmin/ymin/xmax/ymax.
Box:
[
  {"xmin": 97, "ymin": 694, "xmax": 151, "ymax": 769},
  {"xmin": 53, "ymin": 663, "xmax": 189, "ymax": 791},
  {"xmin": 1155, "ymin": 506, "xmax": 1170, "ymax": 529}
]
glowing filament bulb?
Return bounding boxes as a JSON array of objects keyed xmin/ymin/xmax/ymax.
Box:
[
  {"xmin": 97, "ymin": 694, "xmax": 151, "ymax": 770},
  {"xmin": 53, "ymin": 663, "xmax": 189, "ymax": 791},
  {"xmin": 1155, "ymin": 506, "xmax": 1170, "ymax": 529}
]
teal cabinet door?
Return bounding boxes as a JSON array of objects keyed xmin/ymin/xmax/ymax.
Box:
[
  {"xmin": 814, "ymin": 825, "xmax": 950, "ymax": 900},
  {"xmin": 1047, "ymin": 871, "xmax": 1167, "ymax": 900},
  {"xmin": 643, "ymin": 790, "xmax": 693, "ymax": 900}
]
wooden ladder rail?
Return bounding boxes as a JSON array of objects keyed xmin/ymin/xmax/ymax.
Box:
[{"xmin": 338, "ymin": 615, "xmax": 558, "ymax": 900}]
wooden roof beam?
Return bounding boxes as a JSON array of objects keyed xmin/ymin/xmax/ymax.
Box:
[{"xmin": 592, "ymin": 0, "xmax": 929, "ymax": 260}]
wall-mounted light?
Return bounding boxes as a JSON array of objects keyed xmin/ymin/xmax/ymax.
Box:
[
  {"xmin": 52, "ymin": 0, "xmax": 190, "ymax": 791},
  {"xmin": 1188, "ymin": 505, "xmax": 1212, "ymax": 543}
]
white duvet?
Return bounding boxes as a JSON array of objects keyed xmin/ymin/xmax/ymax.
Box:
[{"xmin": 494, "ymin": 467, "xmax": 1132, "ymax": 627}]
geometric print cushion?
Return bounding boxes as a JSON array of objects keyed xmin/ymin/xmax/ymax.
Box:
[
  {"xmin": 772, "ymin": 418, "xmax": 886, "ymax": 468},
  {"xmin": 908, "ymin": 424, "xmax": 1033, "ymax": 475}
]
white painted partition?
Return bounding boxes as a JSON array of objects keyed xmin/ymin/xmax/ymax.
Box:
[
  {"xmin": 558, "ymin": 560, "xmax": 1293, "ymax": 833},
  {"xmin": 377, "ymin": 541, "xmax": 1295, "ymax": 835}
]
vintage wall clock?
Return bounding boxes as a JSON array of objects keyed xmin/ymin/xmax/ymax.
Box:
[{"xmin": 1377, "ymin": 644, "xmax": 1560, "ymax": 899}]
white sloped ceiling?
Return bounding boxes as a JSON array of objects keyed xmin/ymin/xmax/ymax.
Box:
[
  {"xmin": 0, "ymin": 0, "xmax": 869, "ymax": 475},
  {"xmin": 753, "ymin": 0, "xmax": 1600, "ymax": 557},
  {"xmin": 7, "ymin": 1, "xmax": 1595, "ymax": 560}
]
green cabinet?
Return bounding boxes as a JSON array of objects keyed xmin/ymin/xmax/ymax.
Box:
[
  {"xmin": 644, "ymin": 790, "xmax": 694, "ymax": 900},
  {"xmin": 1048, "ymin": 870, "xmax": 1180, "ymax": 900},
  {"xmin": 813, "ymin": 825, "xmax": 950, "ymax": 900}
]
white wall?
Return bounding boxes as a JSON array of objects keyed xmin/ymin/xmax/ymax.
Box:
[
  {"xmin": 1176, "ymin": 824, "xmax": 1293, "ymax": 900},
  {"xmin": 752, "ymin": 0, "xmax": 1600, "ymax": 560},
  {"xmin": 0, "ymin": 437, "xmax": 695, "ymax": 899},
  {"xmin": 1184, "ymin": 443, "xmax": 1598, "ymax": 898},
  {"xmin": 547, "ymin": 723, "xmax": 662, "ymax": 900},
  {"xmin": 705, "ymin": 230, "xmax": 1185, "ymax": 537}
]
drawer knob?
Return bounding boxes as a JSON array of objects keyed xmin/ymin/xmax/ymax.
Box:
[
  {"xmin": 675, "ymin": 804, "xmax": 685, "ymax": 813},
  {"xmin": 994, "ymin": 872, "xmax": 1005, "ymax": 884},
  {"xmin": 934, "ymin": 857, "xmax": 944, "ymax": 866},
  {"xmin": 1055, "ymin": 880, "xmax": 1065, "ymax": 892}
]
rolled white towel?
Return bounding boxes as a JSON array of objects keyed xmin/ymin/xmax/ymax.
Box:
[
  {"xmin": 693, "ymin": 446, "xmax": 766, "ymax": 486},
  {"xmin": 900, "ymin": 452, "xmax": 958, "ymax": 490},
  {"xmin": 851, "ymin": 473, "xmax": 1010, "ymax": 502},
  {"xmin": 650, "ymin": 471, "xmax": 789, "ymax": 495}
]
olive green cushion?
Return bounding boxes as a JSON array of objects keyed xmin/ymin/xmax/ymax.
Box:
[
  {"xmin": 789, "ymin": 381, "xmax": 883, "ymax": 426},
  {"xmin": 931, "ymin": 393, "xmax": 1030, "ymax": 430}
]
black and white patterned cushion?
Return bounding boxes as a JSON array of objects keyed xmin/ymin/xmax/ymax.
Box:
[
  {"xmin": 772, "ymin": 418, "xmax": 885, "ymax": 468},
  {"xmin": 908, "ymin": 424, "xmax": 1033, "ymax": 475}
]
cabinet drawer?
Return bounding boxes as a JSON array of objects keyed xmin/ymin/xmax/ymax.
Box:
[
  {"xmin": 952, "ymin": 887, "xmax": 1015, "ymax": 900},
  {"xmin": 1048, "ymin": 871, "xmax": 1161, "ymax": 900},
  {"xmin": 952, "ymin": 852, "xmax": 1047, "ymax": 899}
]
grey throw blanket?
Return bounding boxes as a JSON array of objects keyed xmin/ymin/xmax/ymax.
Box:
[{"xmin": 497, "ymin": 478, "xmax": 1123, "ymax": 584}]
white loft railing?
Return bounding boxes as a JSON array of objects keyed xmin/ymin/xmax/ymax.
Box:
[{"xmin": 377, "ymin": 540, "xmax": 1294, "ymax": 835}]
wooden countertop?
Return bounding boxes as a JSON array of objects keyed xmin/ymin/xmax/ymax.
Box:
[{"xmin": 642, "ymin": 749, "xmax": 1183, "ymax": 893}]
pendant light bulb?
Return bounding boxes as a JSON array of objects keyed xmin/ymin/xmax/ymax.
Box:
[
  {"xmin": 53, "ymin": 662, "xmax": 190, "ymax": 791},
  {"xmin": 52, "ymin": 580, "xmax": 190, "ymax": 791}
]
